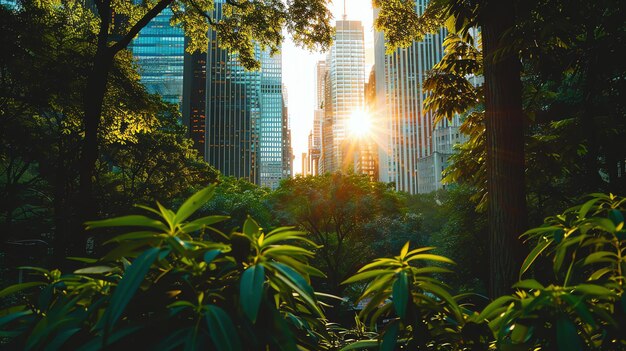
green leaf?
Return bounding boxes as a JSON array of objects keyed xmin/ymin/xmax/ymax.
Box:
[
  {"xmin": 0, "ymin": 310, "xmax": 32, "ymax": 328},
  {"xmin": 203, "ymin": 249, "xmax": 221, "ymax": 264},
  {"xmin": 242, "ymin": 217, "xmax": 260, "ymax": 238},
  {"xmin": 477, "ymin": 296, "xmax": 515, "ymax": 321},
  {"xmin": 380, "ymin": 322, "xmax": 399, "ymax": 351},
  {"xmin": 182, "ymin": 215, "xmax": 229, "ymax": 232},
  {"xmin": 513, "ymin": 279, "xmax": 544, "ymax": 291},
  {"xmin": 556, "ymin": 316, "xmax": 583, "ymax": 351},
  {"xmin": 104, "ymin": 231, "xmax": 162, "ymax": 244},
  {"xmin": 342, "ymin": 269, "xmax": 392, "ymax": 285},
  {"xmin": 405, "ymin": 253, "xmax": 455, "ymax": 265},
  {"xmin": 46, "ymin": 327, "xmax": 81, "ymax": 351},
  {"xmin": 270, "ymin": 262, "xmax": 322, "ymax": 316},
  {"xmin": 263, "ymin": 245, "xmax": 314, "ymax": 258},
  {"xmin": 574, "ymin": 284, "xmax": 615, "ymax": 297},
  {"xmin": 74, "ymin": 266, "xmax": 116, "ymax": 274},
  {"xmin": 85, "ymin": 215, "xmax": 167, "ymax": 231},
  {"xmin": 553, "ymin": 229, "xmax": 564, "ymax": 244},
  {"xmin": 392, "ymin": 271, "xmax": 408, "ymax": 320},
  {"xmin": 520, "ymin": 238, "xmax": 553, "ymax": 278},
  {"xmin": 589, "ymin": 267, "xmax": 613, "ymax": 280},
  {"xmin": 608, "ymin": 209, "xmax": 624, "ymax": 226},
  {"xmin": 174, "ymin": 185, "xmax": 216, "ymax": 224},
  {"xmin": 583, "ymin": 251, "xmax": 618, "ymax": 265},
  {"xmin": 579, "ymin": 198, "xmax": 601, "ymax": 218},
  {"xmin": 205, "ymin": 305, "xmax": 242, "ymax": 351},
  {"xmin": 101, "ymin": 247, "xmax": 161, "ymax": 331},
  {"xmin": 561, "ymin": 294, "xmax": 596, "ymax": 327},
  {"xmin": 399, "ymin": 242, "xmax": 410, "ymax": 259},
  {"xmin": 339, "ymin": 340, "xmax": 379, "ymax": 351},
  {"xmin": 270, "ymin": 306, "xmax": 298, "ymax": 351},
  {"xmin": 0, "ymin": 281, "xmax": 46, "ymax": 298},
  {"xmin": 240, "ymin": 264, "xmax": 265, "ymax": 323}
]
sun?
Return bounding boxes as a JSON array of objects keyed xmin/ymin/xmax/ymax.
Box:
[{"xmin": 348, "ymin": 110, "xmax": 372, "ymax": 138}]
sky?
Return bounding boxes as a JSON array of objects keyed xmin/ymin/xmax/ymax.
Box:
[{"xmin": 283, "ymin": 0, "xmax": 376, "ymax": 175}]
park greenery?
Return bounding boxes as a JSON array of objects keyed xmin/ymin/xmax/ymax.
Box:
[{"xmin": 1, "ymin": 0, "xmax": 625, "ymax": 349}]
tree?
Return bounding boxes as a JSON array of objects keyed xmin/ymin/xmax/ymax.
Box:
[
  {"xmin": 72, "ymin": 0, "xmax": 334, "ymax": 255},
  {"xmin": 374, "ymin": 0, "xmax": 528, "ymax": 296},
  {"xmin": 272, "ymin": 173, "xmax": 406, "ymax": 295},
  {"xmin": 0, "ymin": 2, "xmax": 219, "ymax": 263}
]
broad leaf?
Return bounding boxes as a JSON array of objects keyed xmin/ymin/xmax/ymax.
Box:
[
  {"xmin": 175, "ymin": 185, "xmax": 216, "ymax": 224},
  {"xmin": 101, "ymin": 247, "xmax": 161, "ymax": 331},
  {"xmin": 0, "ymin": 282, "xmax": 46, "ymax": 299},
  {"xmin": 556, "ymin": 316, "xmax": 583, "ymax": 351},
  {"xmin": 205, "ymin": 305, "xmax": 242, "ymax": 351},
  {"xmin": 392, "ymin": 271, "xmax": 408, "ymax": 320},
  {"xmin": 85, "ymin": 215, "xmax": 167, "ymax": 231},
  {"xmin": 240, "ymin": 264, "xmax": 265, "ymax": 323}
]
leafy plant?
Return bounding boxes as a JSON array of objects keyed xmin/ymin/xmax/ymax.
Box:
[
  {"xmin": 340, "ymin": 242, "xmax": 479, "ymax": 350},
  {"xmin": 0, "ymin": 185, "xmax": 329, "ymax": 350},
  {"xmin": 479, "ymin": 193, "xmax": 626, "ymax": 350}
]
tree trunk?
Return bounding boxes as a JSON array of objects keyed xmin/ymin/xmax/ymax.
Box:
[
  {"xmin": 74, "ymin": 9, "xmax": 114, "ymax": 258},
  {"xmin": 481, "ymin": 0, "xmax": 527, "ymax": 298}
]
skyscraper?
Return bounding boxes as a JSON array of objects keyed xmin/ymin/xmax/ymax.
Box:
[
  {"xmin": 130, "ymin": 8, "xmax": 185, "ymax": 105},
  {"xmin": 182, "ymin": 0, "xmax": 286, "ymax": 188},
  {"xmin": 308, "ymin": 61, "xmax": 325, "ymax": 176},
  {"xmin": 321, "ymin": 19, "xmax": 366, "ymax": 173},
  {"xmin": 375, "ymin": 1, "xmax": 461, "ymax": 194}
]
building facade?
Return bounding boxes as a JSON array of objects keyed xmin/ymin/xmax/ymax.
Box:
[
  {"xmin": 131, "ymin": 8, "xmax": 185, "ymax": 105},
  {"xmin": 322, "ymin": 20, "xmax": 366, "ymax": 173},
  {"xmin": 375, "ymin": 1, "xmax": 460, "ymax": 194},
  {"xmin": 182, "ymin": 0, "xmax": 287, "ymax": 188}
]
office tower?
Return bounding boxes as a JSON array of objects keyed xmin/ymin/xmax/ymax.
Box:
[
  {"xmin": 280, "ymin": 85, "xmax": 293, "ymax": 183},
  {"xmin": 182, "ymin": 0, "xmax": 286, "ymax": 188},
  {"xmin": 131, "ymin": 8, "xmax": 185, "ymax": 105},
  {"xmin": 307, "ymin": 60, "xmax": 326, "ymax": 176},
  {"xmin": 322, "ymin": 19, "xmax": 366, "ymax": 173},
  {"xmin": 375, "ymin": 1, "xmax": 459, "ymax": 193}
]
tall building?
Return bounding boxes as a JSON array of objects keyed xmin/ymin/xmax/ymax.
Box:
[
  {"xmin": 280, "ymin": 85, "xmax": 293, "ymax": 183},
  {"xmin": 130, "ymin": 8, "xmax": 185, "ymax": 105},
  {"xmin": 375, "ymin": 1, "xmax": 461, "ymax": 193},
  {"xmin": 182, "ymin": 0, "xmax": 286, "ymax": 188},
  {"xmin": 322, "ymin": 19, "xmax": 366, "ymax": 173},
  {"xmin": 308, "ymin": 60, "xmax": 325, "ymax": 176}
]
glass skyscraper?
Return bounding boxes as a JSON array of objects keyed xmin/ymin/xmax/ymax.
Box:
[
  {"xmin": 321, "ymin": 20, "xmax": 366, "ymax": 173},
  {"xmin": 182, "ymin": 0, "xmax": 287, "ymax": 188},
  {"xmin": 130, "ymin": 8, "xmax": 185, "ymax": 105},
  {"xmin": 375, "ymin": 1, "xmax": 458, "ymax": 194}
]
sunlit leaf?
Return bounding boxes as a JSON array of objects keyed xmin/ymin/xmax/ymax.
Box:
[
  {"xmin": 174, "ymin": 185, "xmax": 216, "ymax": 224},
  {"xmin": 85, "ymin": 215, "xmax": 167, "ymax": 231}
]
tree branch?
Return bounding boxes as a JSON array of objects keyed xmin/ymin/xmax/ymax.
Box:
[{"xmin": 109, "ymin": 0, "xmax": 174, "ymax": 54}]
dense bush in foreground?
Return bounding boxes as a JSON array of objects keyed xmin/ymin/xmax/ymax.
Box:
[{"xmin": 0, "ymin": 189, "xmax": 624, "ymax": 350}]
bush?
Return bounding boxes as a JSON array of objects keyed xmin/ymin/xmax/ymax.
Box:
[{"xmin": 1, "ymin": 190, "xmax": 624, "ymax": 350}]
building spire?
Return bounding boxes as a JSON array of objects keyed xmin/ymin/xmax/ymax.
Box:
[{"xmin": 342, "ymin": 0, "xmax": 347, "ymax": 20}]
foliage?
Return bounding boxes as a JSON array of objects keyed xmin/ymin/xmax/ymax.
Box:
[
  {"xmin": 480, "ymin": 193, "xmax": 626, "ymax": 350},
  {"xmin": 272, "ymin": 173, "xmax": 409, "ymax": 295},
  {"xmin": 202, "ymin": 176, "xmax": 276, "ymax": 232},
  {"xmin": 1, "ymin": 186, "xmax": 625, "ymax": 350},
  {"xmin": 0, "ymin": 185, "xmax": 330, "ymax": 350},
  {"xmin": 0, "ymin": 3, "xmax": 218, "ymax": 262}
]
